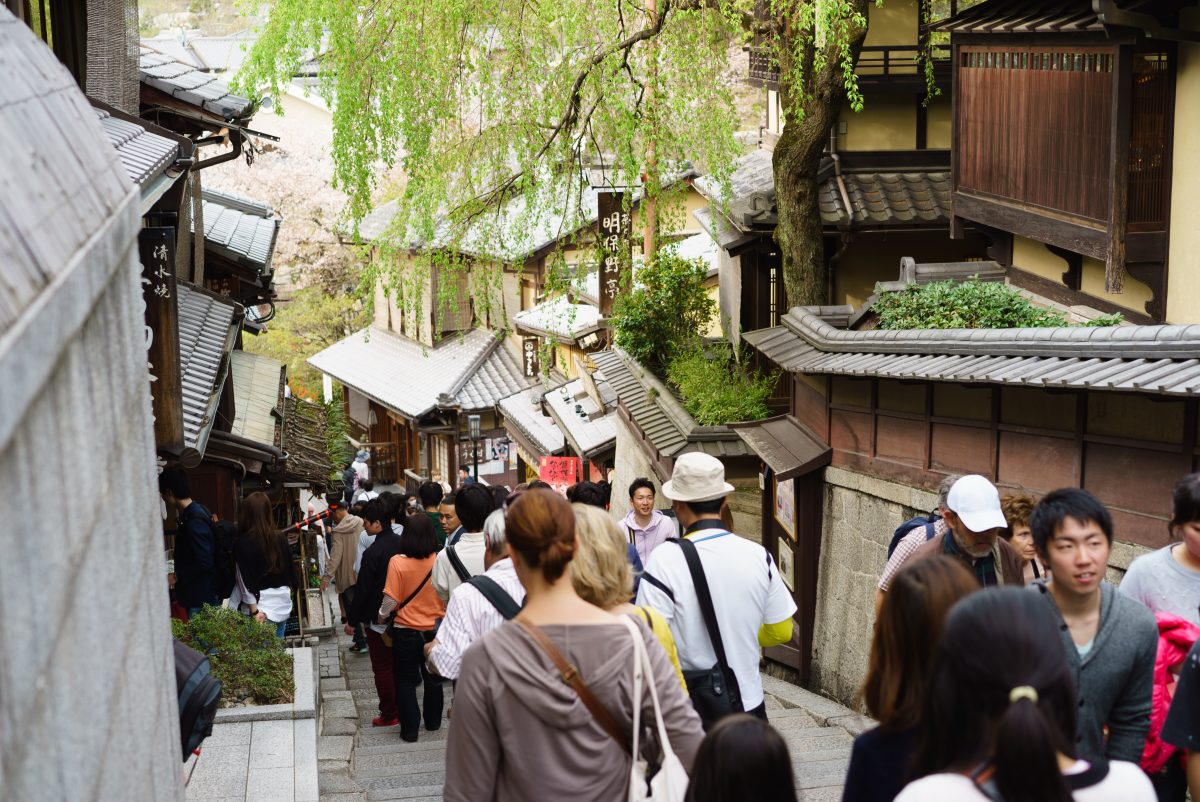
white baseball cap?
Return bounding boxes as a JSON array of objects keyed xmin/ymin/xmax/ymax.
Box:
[
  {"xmin": 946, "ymin": 474, "xmax": 1008, "ymax": 533},
  {"xmin": 662, "ymin": 453, "xmax": 735, "ymax": 503}
]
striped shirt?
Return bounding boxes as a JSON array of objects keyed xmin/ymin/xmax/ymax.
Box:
[
  {"xmin": 428, "ymin": 558, "xmax": 525, "ymax": 680},
  {"xmin": 878, "ymin": 519, "xmax": 947, "ymax": 592}
]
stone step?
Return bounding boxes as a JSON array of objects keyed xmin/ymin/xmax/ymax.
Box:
[
  {"xmin": 358, "ymin": 773, "xmax": 446, "ymax": 794},
  {"xmin": 353, "ymin": 754, "xmax": 445, "ymax": 779},
  {"xmin": 364, "ymin": 784, "xmax": 444, "ymax": 801},
  {"xmin": 354, "ymin": 740, "xmax": 448, "ymax": 758},
  {"xmin": 355, "ymin": 728, "xmax": 449, "ymax": 750}
]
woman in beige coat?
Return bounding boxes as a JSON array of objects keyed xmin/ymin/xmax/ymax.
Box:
[{"xmin": 321, "ymin": 499, "xmax": 363, "ymax": 635}]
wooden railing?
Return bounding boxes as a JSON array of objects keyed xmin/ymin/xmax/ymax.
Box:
[
  {"xmin": 360, "ymin": 441, "xmax": 399, "ymax": 485},
  {"xmin": 747, "ymin": 44, "xmax": 950, "ymax": 88}
]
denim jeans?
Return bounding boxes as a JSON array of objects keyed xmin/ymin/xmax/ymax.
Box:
[
  {"xmin": 390, "ymin": 627, "xmax": 442, "ymax": 740},
  {"xmin": 272, "ymin": 619, "xmax": 287, "ymax": 639}
]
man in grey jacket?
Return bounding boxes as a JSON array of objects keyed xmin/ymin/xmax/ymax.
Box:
[{"xmin": 1030, "ymin": 487, "xmax": 1157, "ymax": 764}]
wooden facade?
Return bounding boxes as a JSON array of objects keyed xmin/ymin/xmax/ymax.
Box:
[{"xmin": 791, "ymin": 372, "xmax": 1189, "ymax": 549}]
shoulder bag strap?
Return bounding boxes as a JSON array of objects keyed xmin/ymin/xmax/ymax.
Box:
[
  {"xmin": 516, "ymin": 619, "xmax": 631, "ymax": 754},
  {"xmin": 466, "ymin": 575, "xmax": 521, "ymax": 620},
  {"xmin": 675, "ymin": 537, "xmax": 742, "ymax": 702},
  {"xmin": 385, "ymin": 569, "xmax": 433, "ymax": 628},
  {"xmin": 445, "ymin": 545, "xmax": 472, "ymax": 582}
]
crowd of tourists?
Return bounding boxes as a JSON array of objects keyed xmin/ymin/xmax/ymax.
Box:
[{"xmin": 161, "ymin": 448, "xmax": 1200, "ymax": 802}]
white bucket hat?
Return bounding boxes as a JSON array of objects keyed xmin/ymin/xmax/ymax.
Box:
[{"xmin": 662, "ymin": 453, "xmax": 735, "ymax": 503}]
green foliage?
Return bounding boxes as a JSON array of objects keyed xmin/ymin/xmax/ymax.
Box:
[
  {"xmin": 667, "ymin": 345, "xmax": 776, "ymax": 425},
  {"xmin": 322, "ymin": 385, "xmax": 352, "ymax": 477},
  {"xmin": 244, "ymin": 286, "xmax": 369, "ymax": 399},
  {"xmin": 1085, "ymin": 312, "xmax": 1126, "ymax": 328},
  {"xmin": 874, "ymin": 280, "xmax": 1124, "ymax": 330},
  {"xmin": 611, "ymin": 251, "xmax": 715, "ymax": 368},
  {"xmin": 175, "ymin": 605, "xmax": 294, "ymax": 706}
]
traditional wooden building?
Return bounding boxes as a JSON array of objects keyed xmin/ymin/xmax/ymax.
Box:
[{"xmin": 934, "ymin": 0, "xmax": 1200, "ymax": 323}]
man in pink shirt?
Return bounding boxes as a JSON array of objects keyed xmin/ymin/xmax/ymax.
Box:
[{"xmin": 621, "ymin": 477, "xmax": 680, "ymax": 565}]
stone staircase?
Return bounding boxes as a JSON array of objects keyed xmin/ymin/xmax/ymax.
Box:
[{"xmin": 318, "ymin": 634, "xmax": 860, "ymax": 801}]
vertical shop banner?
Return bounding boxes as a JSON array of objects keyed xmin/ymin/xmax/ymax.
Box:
[
  {"xmin": 539, "ymin": 456, "xmax": 581, "ymax": 496},
  {"xmin": 596, "ymin": 191, "xmax": 630, "ymax": 317}
]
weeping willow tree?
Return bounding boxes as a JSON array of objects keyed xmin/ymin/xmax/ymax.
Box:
[{"xmin": 236, "ymin": 0, "xmax": 875, "ymax": 311}]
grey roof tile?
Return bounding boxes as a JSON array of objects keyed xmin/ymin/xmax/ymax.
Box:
[
  {"xmin": 196, "ymin": 187, "xmax": 280, "ymax": 273},
  {"xmin": 230, "ymin": 350, "xmax": 284, "ymax": 446},
  {"xmin": 91, "ymin": 105, "xmax": 179, "ymax": 191},
  {"xmin": 498, "ymin": 385, "xmax": 567, "ymax": 457},
  {"xmin": 139, "ymin": 43, "xmax": 253, "ymax": 121},
  {"xmin": 178, "ymin": 283, "xmax": 241, "ymax": 455}
]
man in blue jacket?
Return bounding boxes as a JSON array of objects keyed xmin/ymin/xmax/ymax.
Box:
[{"xmin": 160, "ymin": 467, "xmax": 219, "ymax": 616}]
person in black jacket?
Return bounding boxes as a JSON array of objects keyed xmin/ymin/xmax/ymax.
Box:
[
  {"xmin": 349, "ymin": 499, "xmax": 408, "ymax": 727},
  {"xmin": 234, "ymin": 492, "xmax": 298, "ymax": 638},
  {"xmin": 160, "ymin": 467, "xmax": 219, "ymax": 616}
]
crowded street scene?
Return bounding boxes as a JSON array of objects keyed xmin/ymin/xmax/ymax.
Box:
[{"xmin": 3, "ymin": 0, "xmax": 1200, "ymax": 800}]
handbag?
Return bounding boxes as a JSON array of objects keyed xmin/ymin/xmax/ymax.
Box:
[
  {"xmin": 619, "ymin": 616, "xmax": 689, "ymax": 802},
  {"xmin": 381, "ymin": 569, "xmax": 433, "ymax": 647},
  {"xmin": 674, "ymin": 536, "xmax": 743, "ymax": 728}
]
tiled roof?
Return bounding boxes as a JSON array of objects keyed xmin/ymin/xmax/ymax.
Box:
[
  {"xmin": 543, "ymin": 377, "xmax": 618, "ymax": 457},
  {"xmin": 91, "ymin": 104, "xmax": 179, "ymax": 192},
  {"xmin": 820, "ymin": 171, "xmax": 951, "ymax": 228},
  {"xmin": 932, "ymin": 0, "xmax": 1103, "ymax": 34},
  {"xmin": 140, "ymin": 44, "xmax": 254, "ymax": 121},
  {"xmin": 197, "ymin": 187, "xmax": 280, "ymax": 273},
  {"xmin": 513, "ymin": 297, "xmax": 604, "ymax": 342},
  {"xmin": 745, "ymin": 305, "xmax": 1200, "ymax": 397},
  {"xmin": 590, "ymin": 349, "xmax": 754, "ymax": 460},
  {"xmin": 229, "ymin": 350, "xmax": 285, "ymax": 447},
  {"xmin": 309, "ymin": 327, "xmax": 534, "ymax": 418},
  {"xmin": 178, "ymin": 282, "xmax": 242, "ymax": 457},
  {"xmin": 498, "ymin": 385, "xmax": 568, "ymax": 457},
  {"xmin": 695, "ymin": 149, "xmax": 774, "ymax": 203},
  {"xmin": 456, "ymin": 340, "xmax": 537, "ymax": 410}
]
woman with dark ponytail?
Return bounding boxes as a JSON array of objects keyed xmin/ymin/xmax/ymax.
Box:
[{"xmin": 898, "ymin": 588, "xmax": 1154, "ymax": 802}]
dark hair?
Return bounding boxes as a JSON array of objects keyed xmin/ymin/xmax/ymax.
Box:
[
  {"xmin": 398, "ymin": 514, "xmax": 439, "ymax": 559},
  {"xmin": 1030, "ymin": 487, "xmax": 1113, "ymax": 556},
  {"xmin": 910, "ymin": 588, "xmax": 1077, "ymax": 802},
  {"xmin": 325, "ymin": 492, "xmax": 343, "ymax": 509},
  {"xmin": 360, "ymin": 478, "xmax": 374, "ymax": 492},
  {"xmin": 239, "ymin": 492, "xmax": 284, "ymax": 574},
  {"xmin": 684, "ymin": 714, "xmax": 797, "ymax": 802},
  {"xmin": 459, "ymin": 466, "xmax": 469, "ymax": 475},
  {"xmin": 456, "ymin": 484, "xmax": 495, "ymax": 532},
  {"xmin": 377, "ymin": 491, "xmax": 403, "ymax": 521},
  {"xmin": 506, "ymin": 489, "xmax": 577, "ymax": 583},
  {"xmin": 684, "ymin": 498, "xmax": 725, "ymax": 516},
  {"xmin": 158, "ymin": 467, "xmax": 190, "ymax": 499},
  {"xmin": 567, "ymin": 481, "xmax": 606, "ymax": 509},
  {"xmin": 418, "ymin": 481, "xmax": 444, "ymax": 508},
  {"xmin": 526, "ymin": 480, "xmax": 551, "ymax": 491},
  {"xmin": 441, "ymin": 493, "xmax": 457, "ymax": 507},
  {"xmin": 597, "ymin": 480, "xmax": 612, "ymax": 507},
  {"xmin": 629, "ymin": 477, "xmax": 656, "ymax": 499},
  {"xmin": 862, "ymin": 557, "xmax": 978, "ymax": 731},
  {"xmin": 1170, "ymin": 473, "xmax": 1200, "ymax": 534},
  {"xmin": 490, "ymin": 485, "xmax": 509, "ymax": 509},
  {"xmin": 360, "ymin": 498, "xmax": 392, "ymax": 530}
]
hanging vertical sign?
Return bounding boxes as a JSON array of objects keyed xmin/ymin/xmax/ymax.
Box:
[
  {"xmin": 522, "ymin": 337, "xmax": 540, "ymax": 377},
  {"xmin": 597, "ymin": 191, "xmax": 630, "ymax": 317},
  {"xmin": 539, "ymin": 456, "xmax": 581, "ymax": 496},
  {"xmin": 140, "ymin": 228, "xmax": 184, "ymax": 452}
]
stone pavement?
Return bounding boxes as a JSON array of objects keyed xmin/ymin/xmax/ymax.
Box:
[{"xmin": 315, "ymin": 628, "xmax": 868, "ymax": 801}]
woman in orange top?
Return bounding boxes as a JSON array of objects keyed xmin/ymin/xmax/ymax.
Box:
[{"xmin": 378, "ymin": 514, "xmax": 445, "ymax": 742}]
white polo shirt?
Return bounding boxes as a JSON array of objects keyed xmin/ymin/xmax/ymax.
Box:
[
  {"xmin": 432, "ymin": 531, "xmax": 487, "ymax": 603},
  {"xmin": 636, "ymin": 526, "xmax": 797, "ymax": 710}
]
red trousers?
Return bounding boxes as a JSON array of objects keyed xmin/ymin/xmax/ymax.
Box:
[{"xmin": 365, "ymin": 629, "xmax": 397, "ymax": 719}]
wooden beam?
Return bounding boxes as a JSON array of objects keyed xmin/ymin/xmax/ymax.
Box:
[
  {"xmin": 949, "ymin": 43, "xmax": 961, "ymax": 240},
  {"xmin": 954, "ymin": 192, "xmax": 1108, "ymax": 259},
  {"xmin": 1106, "ymin": 44, "xmax": 1133, "ymax": 292}
]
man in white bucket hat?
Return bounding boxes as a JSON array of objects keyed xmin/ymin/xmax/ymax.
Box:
[{"xmin": 637, "ymin": 452, "xmax": 797, "ymax": 728}]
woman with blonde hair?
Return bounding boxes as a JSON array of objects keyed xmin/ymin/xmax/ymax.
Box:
[{"xmin": 571, "ymin": 503, "xmax": 686, "ymax": 687}]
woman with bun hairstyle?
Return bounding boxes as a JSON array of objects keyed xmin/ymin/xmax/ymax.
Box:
[
  {"xmin": 897, "ymin": 588, "xmax": 1155, "ymax": 802},
  {"xmin": 443, "ymin": 489, "xmax": 704, "ymax": 802},
  {"xmin": 842, "ymin": 556, "xmax": 980, "ymax": 802}
]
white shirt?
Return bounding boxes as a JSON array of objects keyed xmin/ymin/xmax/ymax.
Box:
[
  {"xmin": 352, "ymin": 489, "xmax": 379, "ymax": 504},
  {"xmin": 428, "ymin": 557, "xmax": 525, "ymax": 679},
  {"xmin": 636, "ymin": 526, "xmax": 797, "ymax": 710},
  {"xmin": 432, "ymin": 531, "xmax": 487, "ymax": 603},
  {"xmin": 895, "ymin": 760, "xmax": 1154, "ymax": 802}
]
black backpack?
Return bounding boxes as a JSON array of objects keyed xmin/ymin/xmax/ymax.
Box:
[
  {"xmin": 466, "ymin": 575, "xmax": 522, "ymax": 619},
  {"xmin": 174, "ymin": 639, "xmax": 222, "ymax": 761},
  {"xmin": 886, "ymin": 514, "xmax": 939, "ymax": 559}
]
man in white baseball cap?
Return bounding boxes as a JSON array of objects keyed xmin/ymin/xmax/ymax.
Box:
[
  {"xmin": 911, "ymin": 474, "xmax": 1025, "ymax": 587},
  {"xmin": 637, "ymin": 452, "xmax": 797, "ymax": 728}
]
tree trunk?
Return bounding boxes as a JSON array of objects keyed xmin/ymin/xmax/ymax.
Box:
[{"xmin": 773, "ymin": 8, "xmax": 869, "ymax": 307}]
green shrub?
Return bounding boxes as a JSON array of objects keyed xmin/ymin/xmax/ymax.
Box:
[
  {"xmin": 612, "ymin": 250, "xmax": 716, "ymax": 368},
  {"xmin": 667, "ymin": 346, "xmax": 776, "ymax": 426},
  {"xmin": 175, "ymin": 606, "xmax": 294, "ymax": 706},
  {"xmin": 873, "ymin": 279, "xmax": 1123, "ymax": 330}
]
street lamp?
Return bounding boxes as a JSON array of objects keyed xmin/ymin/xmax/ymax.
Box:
[{"xmin": 467, "ymin": 414, "xmax": 481, "ymax": 481}]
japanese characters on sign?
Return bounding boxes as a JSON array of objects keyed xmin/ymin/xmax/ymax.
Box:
[
  {"xmin": 539, "ymin": 455, "xmax": 581, "ymax": 496},
  {"xmin": 522, "ymin": 337, "xmax": 540, "ymax": 378},
  {"xmin": 596, "ymin": 191, "xmax": 630, "ymax": 318},
  {"xmin": 138, "ymin": 228, "xmax": 184, "ymax": 450}
]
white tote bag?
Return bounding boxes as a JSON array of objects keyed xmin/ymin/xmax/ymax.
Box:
[{"xmin": 620, "ymin": 616, "xmax": 689, "ymax": 802}]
